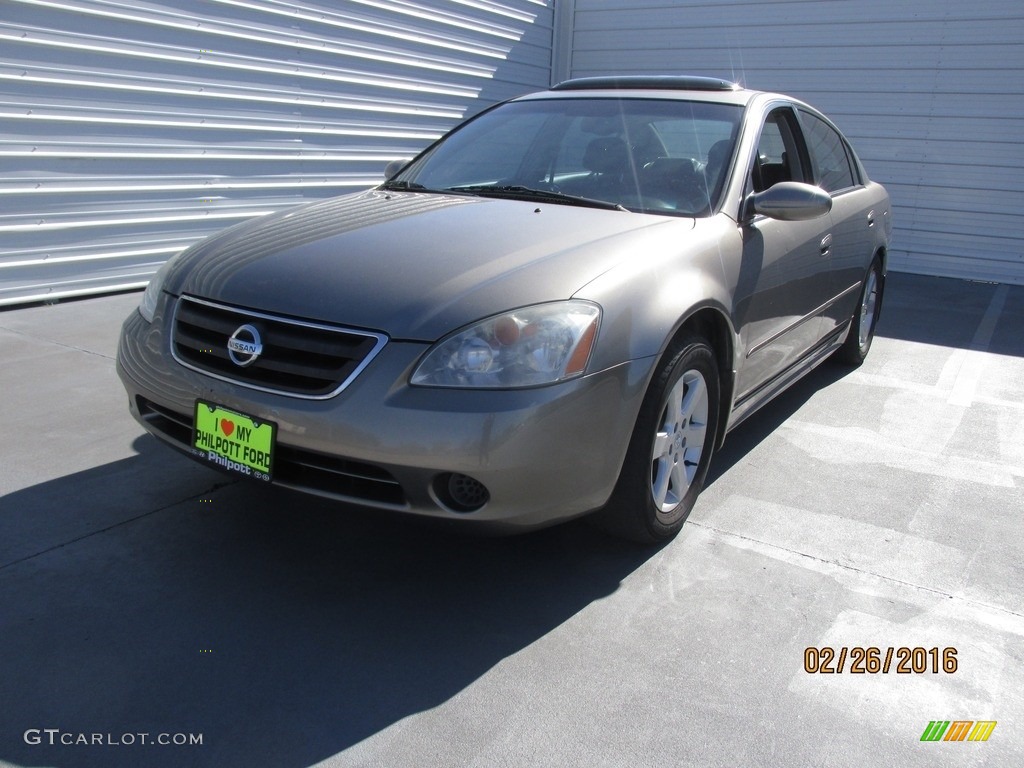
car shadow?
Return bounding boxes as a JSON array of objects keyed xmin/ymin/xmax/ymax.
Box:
[
  {"xmin": 707, "ymin": 270, "xmax": 1024, "ymax": 484},
  {"xmin": 873, "ymin": 272, "xmax": 1024, "ymax": 357},
  {"xmin": 706, "ymin": 358, "xmax": 852, "ymax": 487},
  {"xmin": 0, "ymin": 441, "xmax": 657, "ymax": 768}
]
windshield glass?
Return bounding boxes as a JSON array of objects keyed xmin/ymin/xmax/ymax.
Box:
[{"xmin": 393, "ymin": 97, "xmax": 742, "ymax": 217}]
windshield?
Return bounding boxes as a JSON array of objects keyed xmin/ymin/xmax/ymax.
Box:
[{"xmin": 391, "ymin": 97, "xmax": 742, "ymax": 217}]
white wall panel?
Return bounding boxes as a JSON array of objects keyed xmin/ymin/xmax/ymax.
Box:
[
  {"xmin": 6, "ymin": 0, "xmax": 1020, "ymax": 299},
  {"xmin": 567, "ymin": 0, "xmax": 1024, "ymax": 284},
  {"xmin": 0, "ymin": 0, "xmax": 554, "ymax": 305}
]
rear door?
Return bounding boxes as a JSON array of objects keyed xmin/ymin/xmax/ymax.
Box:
[{"xmin": 798, "ymin": 108, "xmax": 877, "ymax": 338}]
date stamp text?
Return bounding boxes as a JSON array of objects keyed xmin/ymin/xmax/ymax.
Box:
[{"xmin": 804, "ymin": 646, "xmax": 957, "ymax": 674}]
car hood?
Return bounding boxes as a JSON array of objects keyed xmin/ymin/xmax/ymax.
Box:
[{"xmin": 168, "ymin": 189, "xmax": 688, "ymax": 340}]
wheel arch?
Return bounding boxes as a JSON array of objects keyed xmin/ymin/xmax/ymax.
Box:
[
  {"xmin": 872, "ymin": 245, "xmax": 888, "ymax": 324},
  {"xmin": 660, "ymin": 305, "xmax": 736, "ymax": 451}
]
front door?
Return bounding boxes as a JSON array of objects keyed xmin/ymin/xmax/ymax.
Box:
[{"xmin": 734, "ymin": 106, "xmax": 835, "ymax": 400}]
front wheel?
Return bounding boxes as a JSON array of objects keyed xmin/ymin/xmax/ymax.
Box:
[
  {"xmin": 596, "ymin": 337, "xmax": 720, "ymax": 544},
  {"xmin": 836, "ymin": 257, "xmax": 883, "ymax": 365}
]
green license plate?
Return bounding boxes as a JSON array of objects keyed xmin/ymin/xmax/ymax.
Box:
[{"xmin": 193, "ymin": 401, "xmax": 275, "ymax": 481}]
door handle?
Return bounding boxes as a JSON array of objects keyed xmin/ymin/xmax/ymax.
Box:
[
  {"xmin": 820, "ymin": 233, "xmax": 832, "ymax": 256},
  {"xmin": 867, "ymin": 209, "xmax": 876, "ymax": 227}
]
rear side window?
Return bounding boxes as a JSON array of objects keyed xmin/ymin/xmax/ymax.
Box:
[{"xmin": 800, "ymin": 111, "xmax": 856, "ymax": 193}]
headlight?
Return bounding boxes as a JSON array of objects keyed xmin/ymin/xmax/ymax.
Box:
[
  {"xmin": 138, "ymin": 254, "xmax": 180, "ymax": 322},
  {"xmin": 411, "ymin": 301, "xmax": 601, "ymax": 389}
]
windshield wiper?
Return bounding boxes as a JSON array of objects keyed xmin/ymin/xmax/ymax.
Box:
[
  {"xmin": 379, "ymin": 180, "xmax": 481, "ymax": 198},
  {"xmin": 446, "ymin": 184, "xmax": 628, "ymax": 212}
]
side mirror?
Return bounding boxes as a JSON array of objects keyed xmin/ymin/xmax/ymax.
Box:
[
  {"xmin": 384, "ymin": 158, "xmax": 413, "ymax": 180},
  {"xmin": 746, "ymin": 181, "xmax": 832, "ymax": 221}
]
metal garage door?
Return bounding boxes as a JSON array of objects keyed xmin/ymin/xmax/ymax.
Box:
[
  {"xmin": 561, "ymin": 0, "xmax": 1024, "ymax": 285},
  {"xmin": 0, "ymin": 0, "xmax": 554, "ymax": 306}
]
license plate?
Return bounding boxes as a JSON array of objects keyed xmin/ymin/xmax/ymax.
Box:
[{"xmin": 193, "ymin": 401, "xmax": 275, "ymax": 481}]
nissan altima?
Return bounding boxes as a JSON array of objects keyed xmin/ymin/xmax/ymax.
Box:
[{"xmin": 117, "ymin": 76, "xmax": 891, "ymax": 543}]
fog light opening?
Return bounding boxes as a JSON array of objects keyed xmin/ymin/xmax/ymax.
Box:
[{"xmin": 435, "ymin": 473, "xmax": 490, "ymax": 513}]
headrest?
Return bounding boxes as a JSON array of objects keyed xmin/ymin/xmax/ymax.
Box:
[{"xmin": 583, "ymin": 137, "xmax": 629, "ymax": 174}]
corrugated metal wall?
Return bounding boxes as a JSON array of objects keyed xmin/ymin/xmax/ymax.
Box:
[
  {"xmin": 564, "ymin": 0, "xmax": 1024, "ymax": 285},
  {"xmin": 6, "ymin": 0, "xmax": 1021, "ymax": 300},
  {"xmin": 0, "ymin": 0, "xmax": 554, "ymax": 305}
]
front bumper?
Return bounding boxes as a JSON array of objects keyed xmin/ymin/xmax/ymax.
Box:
[{"xmin": 117, "ymin": 296, "xmax": 653, "ymax": 531}]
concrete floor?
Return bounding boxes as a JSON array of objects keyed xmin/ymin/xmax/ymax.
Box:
[{"xmin": 0, "ymin": 272, "xmax": 1021, "ymax": 768}]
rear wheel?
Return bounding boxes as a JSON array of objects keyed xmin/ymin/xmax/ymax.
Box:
[
  {"xmin": 597, "ymin": 337, "xmax": 720, "ymax": 544},
  {"xmin": 837, "ymin": 257, "xmax": 883, "ymax": 365}
]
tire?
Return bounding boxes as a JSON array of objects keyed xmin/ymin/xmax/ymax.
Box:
[
  {"xmin": 836, "ymin": 257, "xmax": 883, "ymax": 366},
  {"xmin": 597, "ymin": 337, "xmax": 720, "ymax": 544}
]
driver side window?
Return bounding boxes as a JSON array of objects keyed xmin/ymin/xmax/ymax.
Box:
[{"xmin": 751, "ymin": 108, "xmax": 805, "ymax": 192}]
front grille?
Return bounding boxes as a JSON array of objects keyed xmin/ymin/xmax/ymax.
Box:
[
  {"xmin": 171, "ymin": 295, "xmax": 387, "ymax": 399},
  {"xmin": 137, "ymin": 397, "xmax": 406, "ymax": 507}
]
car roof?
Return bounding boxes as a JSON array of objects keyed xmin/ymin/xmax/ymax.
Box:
[
  {"xmin": 551, "ymin": 76, "xmax": 741, "ymax": 92},
  {"xmin": 520, "ymin": 76, "xmax": 758, "ymax": 107}
]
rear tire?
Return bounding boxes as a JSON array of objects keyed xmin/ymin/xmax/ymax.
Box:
[
  {"xmin": 596, "ymin": 337, "xmax": 720, "ymax": 544},
  {"xmin": 837, "ymin": 257, "xmax": 883, "ymax": 366}
]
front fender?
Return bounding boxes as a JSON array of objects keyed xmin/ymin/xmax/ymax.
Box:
[{"xmin": 574, "ymin": 216, "xmax": 742, "ymax": 374}]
